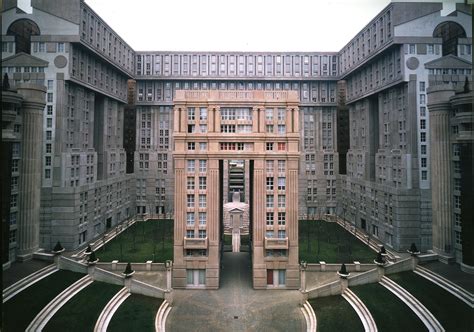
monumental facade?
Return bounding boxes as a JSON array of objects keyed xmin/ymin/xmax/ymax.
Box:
[{"xmin": 1, "ymin": 0, "xmax": 472, "ymax": 281}]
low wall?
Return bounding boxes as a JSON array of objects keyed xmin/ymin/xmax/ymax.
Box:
[
  {"xmin": 384, "ymin": 257, "xmax": 414, "ymax": 275},
  {"xmin": 33, "ymin": 252, "xmax": 55, "ymax": 262},
  {"xmin": 58, "ymin": 256, "xmax": 88, "ymax": 274},
  {"xmin": 307, "ymin": 280, "xmax": 343, "ymax": 299},
  {"xmin": 91, "ymin": 266, "xmax": 125, "ymax": 286},
  {"xmin": 347, "ymin": 268, "xmax": 381, "ymax": 287},
  {"xmin": 130, "ymin": 279, "xmax": 166, "ymax": 299},
  {"xmin": 306, "ymin": 263, "xmax": 376, "ymax": 273},
  {"xmin": 417, "ymin": 253, "xmax": 438, "ymax": 263},
  {"xmin": 96, "ymin": 261, "xmax": 166, "ymax": 272}
]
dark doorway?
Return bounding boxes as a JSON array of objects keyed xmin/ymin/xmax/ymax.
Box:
[
  {"xmin": 267, "ymin": 269, "xmax": 273, "ymax": 285},
  {"xmin": 7, "ymin": 19, "xmax": 40, "ymax": 54},
  {"xmin": 361, "ymin": 218, "xmax": 366, "ymax": 231},
  {"xmin": 106, "ymin": 217, "xmax": 112, "ymax": 229}
]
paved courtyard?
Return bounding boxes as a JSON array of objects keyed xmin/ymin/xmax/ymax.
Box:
[{"xmin": 166, "ymin": 252, "xmax": 305, "ymax": 331}]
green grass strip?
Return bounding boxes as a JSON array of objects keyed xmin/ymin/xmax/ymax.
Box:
[
  {"xmin": 98, "ymin": 219, "xmax": 173, "ymax": 263},
  {"xmin": 351, "ymin": 283, "xmax": 427, "ymax": 332},
  {"xmin": 299, "ymin": 220, "xmax": 376, "ymax": 263},
  {"xmin": 3, "ymin": 270, "xmax": 85, "ymax": 332},
  {"xmin": 107, "ymin": 294, "xmax": 163, "ymax": 332},
  {"xmin": 309, "ymin": 295, "xmax": 364, "ymax": 332},
  {"xmin": 388, "ymin": 271, "xmax": 474, "ymax": 331},
  {"xmin": 43, "ymin": 281, "xmax": 123, "ymax": 332}
]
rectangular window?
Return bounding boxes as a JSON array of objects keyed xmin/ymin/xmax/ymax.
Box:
[
  {"xmin": 46, "ymin": 143, "xmax": 52, "ymax": 153},
  {"xmin": 277, "ymin": 142, "xmax": 286, "ymax": 151},
  {"xmin": 419, "ymin": 81, "xmax": 425, "ymax": 92},
  {"xmin": 277, "ymin": 125, "xmax": 286, "ymax": 134},
  {"xmin": 200, "ymin": 108, "xmax": 207, "ymax": 121},
  {"xmin": 187, "ymin": 212, "xmax": 195, "ymax": 225},
  {"xmin": 278, "ymin": 195, "xmax": 285, "ymax": 208},
  {"xmin": 278, "ymin": 108, "xmax": 285, "ymax": 121},
  {"xmin": 277, "ymin": 177, "xmax": 286, "ymax": 190},
  {"xmin": 421, "ymin": 145, "xmax": 427, "ymax": 155},
  {"xmin": 187, "ymin": 108, "xmax": 195, "ymax": 121},
  {"xmin": 420, "ymin": 132, "xmax": 426, "ymax": 142},
  {"xmin": 421, "ymin": 170, "xmax": 427, "ymax": 180},
  {"xmin": 47, "ymin": 80, "xmax": 53, "ymax": 90},
  {"xmin": 199, "ymin": 142, "xmax": 207, "ymax": 150},
  {"xmin": 266, "ymin": 212, "xmax": 273, "ymax": 225},
  {"xmin": 199, "ymin": 230, "xmax": 206, "ymax": 238},
  {"xmin": 47, "ymin": 93, "xmax": 53, "ymax": 103},
  {"xmin": 266, "ymin": 195, "xmax": 274, "ymax": 208},
  {"xmin": 266, "ymin": 124, "xmax": 274, "ymax": 133},
  {"xmin": 186, "ymin": 230, "xmax": 195, "ymax": 238},
  {"xmin": 278, "ymin": 212, "xmax": 286, "ymax": 225},
  {"xmin": 187, "ymin": 194, "xmax": 195, "ymax": 207},
  {"xmin": 57, "ymin": 42, "xmax": 65, "ymax": 52},
  {"xmin": 278, "ymin": 230, "xmax": 286, "ymax": 239},
  {"xmin": 265, "ymin": 109, "xmax": 273, "ymax": 121},
  {"xmin": 266, "ymin": 143, "xmax": 274, "ymax": 151},
  {"xmin": 199, "ymin": 177, "xmax": 207, "ymax": 190},
  {"xmin": 199, "ymin": 194, "xmax": 206, "ymax": 208},
  {"xmin": 187, "ymin": 142, "xmax": 195, "ymax": 150},
  {"xmin": 187, "ymin": 177, "xmax": 195, "ymax": 190},
  {"xmin": 266, "ymin": 160, "xmax": 274, "ymax": 173},
  {"xmin": 187, "ymin": 160, "xmax": 195, "ymax": 172},
  {"xmin": 420, "ymin": 106, "xmax": 426, "ymax": 117},
  {"xmin": 266, "ymin": 177, "xmax": 274, "ymax": 190},
  {"xmin": 420, "ymin": 119, "xmax": 426, "ymax": 130},
  {"xmin": 278, "ymin": 160, "xmax": 286, "ymax": 173},
  {"xmin": 199, "ymin": 212, "xmax": 206, "ymax": 225}
]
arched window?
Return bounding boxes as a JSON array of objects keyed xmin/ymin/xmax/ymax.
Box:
[
  {"xmin": 7, "ymin": 19, "xmax": 40, "ymax": 54},
  {"xmin": 433, "ymin": 21, "xmax": 466, "ymax": 56}
]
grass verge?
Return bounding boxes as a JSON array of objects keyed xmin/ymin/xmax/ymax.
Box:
[
  {"xmin": 43, "ymin": 281, "xmax": 122, "ymax": 332},
  {"xmin": 299, "ymin": 220, "xmax": 375, "ymax": 263},
  {"xmin": 388, "ymin": 271, "xmax": 474, "ymax": 331},
  {"xmin": 3, "ymin": 270, "xmax": 85, "ymax": 332},
  {"xmin": 107, "ymin": 294, "xmax": 163, "ymax": 331},
  {"xmin": 98, "ymin": 219, "xmax": 173, "ymax": 262},
  {"xmin": 351, "ymin": 283, "xmax": 427, "ymax": 332},
  {"xmin": 309, "ymin": 295, "xmax": 364, "ymax": 331}
]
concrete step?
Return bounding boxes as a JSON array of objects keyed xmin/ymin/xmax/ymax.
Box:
[
  {"xmin": 343, "ymin": 288, "xmax": 377, "ymax": 332},
  {"xmin": 415, "ymin": 265, "xmax": 474, "ymax": 308},
  {"xmin": 155, "ymin": 300, "xmax": 172, "ymax": 332},
  {"xmin": 3, "ymin": 264, "xmax": 58, "ymax": 303},
  {"xmin": 26, "ymin": 275, "xmax": 93, "ymax": 331},
  {"xmin": 301, "ymin": 301, "xmax": 317, "ymax": 332},
  {"xmin": 94, "ymin": 287, "xmax": 130, "ymax": 332},
  {"xmin": 380, "ymin": 276, "xmax": 444, "ymax": 331}
]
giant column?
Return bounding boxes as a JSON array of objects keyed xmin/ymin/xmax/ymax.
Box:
[
  {"xmin": 16, "ymin": 83, "xmax": 46, "ymax": 260},
  {"xmin": 428, "ymin": 85, "xmax": 455, "ymax": 262}
]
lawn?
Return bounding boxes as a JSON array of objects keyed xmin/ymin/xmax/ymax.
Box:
[
  {"xmin": 97, "ymin": 219, "xmax": 173, "ymax": 263},
  {"xmin": 107, "ymin": 294, "xmax": 163, "ymax": 331},
  {"xmin": 351, "ymin": 283, "xmax": 427, "ymax": 332},
  {"xmin": 2, "ymin": 270, "xmax": 85, "ymax": 332},
  {"xmin": 388, "ymin": 271, "xmax": 474, "ymax": 331},
  {"xmin": 299, "ymin": 220, "xmax": 376, "ymax": 263},
  {"xmin": 309, "ymin": 295, "xmax": 363, "ymax": 332},
  {"xmin": 43, "ymin": 281, "xmax": 123, "ymax": 332}
]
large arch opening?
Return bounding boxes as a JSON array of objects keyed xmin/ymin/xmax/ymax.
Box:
[
  {"xmin": 433, "ymin": 21, "xmax": 466, "ymax": 56},
  {"xmin": 7, "ymin": 19, "xmax": 40, "ymax": 54}
]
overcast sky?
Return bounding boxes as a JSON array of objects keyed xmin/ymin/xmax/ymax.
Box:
[{"xmin": 18, "ymin": 0, "xmax": 461, "ymax": 52}]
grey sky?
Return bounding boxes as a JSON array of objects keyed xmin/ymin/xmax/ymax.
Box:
[{"xmin": 19, "ymin": 0, "xmax": 461, "ymax": 52}]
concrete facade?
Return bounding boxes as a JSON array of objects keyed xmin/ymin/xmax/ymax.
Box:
[{"xmin": 1, "ymin": 0, "xmax": 472, "ymax": 273}]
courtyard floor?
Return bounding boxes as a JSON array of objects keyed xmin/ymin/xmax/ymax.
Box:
[{"xmin": 166, "ymin": 252, "xmax": 305, "ymax": 331}]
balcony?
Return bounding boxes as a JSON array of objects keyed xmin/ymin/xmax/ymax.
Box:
[
  {"xmin": 184, "ymin": 237, "xmax": 208, "ymax": 249},
  {"xmin": 265, "ymin": 237, "xmax": 289, "ymax": 250}
]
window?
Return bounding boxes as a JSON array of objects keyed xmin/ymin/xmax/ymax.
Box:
[
  {"xmin": 278, "ymin": 160, "xmax": 286, "ymax": 173},
  {"xmin": 199, "ymin": 230, "xmax": 206, "ymax": 238},
  {"xmin": 278, "ymin": 195, "xmax": 285, "ymax": 208},
  {"xmin": 266, "ymin": 177, "xmax": 274, "ymax": 190},
  {"xmin": 266, "ymin": 143, "xmax": 274, "ymax": 151},
  {"xmin": 200, "ymin": 108, "xmax": 207, "ymax": 121},
  {"xmin": 187, "ymin": 212, "xmax": 195, "ymax": 225},
  {"xmin": 187, "ymin": 108, "xmax": 195, "ymax": 121},
  {"xmin": 277, "ymin": 125, "xmax": 286, "ymax": 134},
  {"xmin": 187, "ymin": 194, "xmax": 195, "ymax": 207},
  {"xmin": 266, "ymin": 125, "xmax": 274, "ymax": 133},
  {"xmin": 419, "ymin": 81, "xmax": 425, "ymax": 92},
  {"xmin": 420, "ymin": 106, "xmax": 426, "ymax": 117},
  {"xmin": 47, "ymin": 80, "xmax": 53, "ymax": 90},
  {"xmin": 454, "ymin": 195, "xmax": 461, "ymax": 209},
  {"xmin": 46, "ymin": 143, "xmax": 52, "ymax": 153},
  {"xmin": 199, "ymin": 160, "xmax": 207, "ymax": 172},
  {"xmin": 420, "ymin": 119, "xmax": 426, "ymax": 130},
  {"xmin": 420, "ymin": 94, "xmax": 426, "ymax": 104},
  {"xmin": 421, "ymin": 145, "xmax": 427, "ymax": 155},
  {"xmin": 278, "ymin": 230, "xmax": 286, "ymax": 239},
  {"xmin": 278, "ymin": 108, "xmax": 285, "ymax": 121},
  {"xmin": 420, "ymin": 132, "xmax": 426, "ymax": 142},
  {"xmin": 199, "ymin": 212, "xmax": 206, "ymax": 225},
  {"xmin": 57, "ymin": 42, "xmax": 65, "ymax": 52},
  {"xmin": 277, "ymin": 142, "xmax": 286, "ymax": 151},
  {"xmin": 266, "ymin": 195, "xmax": 274, "ymax": 208},
  {"xmin": 187, "ymin": 142, "xmax": 195, "ymax": 150},
  {"xmin": 47, "ymin": 93, "xmax": 53, "ymax": 102},
  {"xmin": 278, "ymin": 212, "xmax": 286, "ymax": 225},
  {"xmin": 266, "ymin": 212, "xmax": 273, "ymax": 225},
  {"xmin": 427, "ymin": 44, "xmax": 434, "ymax": 54},
  {"xmin": 421, "ymin": 158, "xmax": 427, "ymax": 168},
  {"xmin": 186, "ymin": 230, "xmax": 195, "ymax": 238},
  {"xmin": 187, "ymin": 177, "xmax": 195, "ymax": 190},
  {"xmin": 45, "ymin": 156, "xmax": 52, "ymax": 166},
  {"xmin": 199, "ymin": 194, "xmax": 206, "ymax": 207},
  {"xmin": 46, "ymin": 130, "xmax": 52, "ymax": 140},
  {"xmin": 199, "ymin": 177, "xmax": 207, "ymax": 190},
  {"xmin": 372, "ymin": 224, "xmax": 379, "ymax": 237},
  {"xmin": 277, "ymin": 177, "xmax": 286, "ymax": 190},
  {"xmin": 199, "ymin": 142, "xmax": 207, "ymax": 150},
  {"xmin": 265, "ymin": 109, "xmax": 273, "ymax": 121},
  {"xmin": 10, "ymin": 194, "xmax": 18, "ymax": 208},
  {"xmin": 409, "ymin": 44, "xmax": 416, "ymax": 54},
  {"xmin": 187, "ymin": 160, "xmax": 195, "ymax": 172},
  {"xmin": 47, "ymin": 118, "xmax": 52, "ymax": 128},
  {"xmin": 45, "ymin": 169, "xmax": 51, "ymax": 179},
  {"xmin": 421, "ymin": 170, "xmax": 427, "ymax": 180},
  {"xmin": 266, "ymin": 160, "xmax": 274, "ymax": 173}
]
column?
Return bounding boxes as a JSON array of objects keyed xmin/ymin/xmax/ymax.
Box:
[
  {"xmin": 429, "ymin": 98, "xmax": 453, "ymax": 260},
  {"xmin": 206, "ymin": 159, "xmax": 219, "ymax": 289},
  {"xmin": 16, "ymin": 84, "xmax": 46, "ymax": 260},
  {"xmin": 252, "ymin": 159, "xmax": 266, "ymax": 289}
]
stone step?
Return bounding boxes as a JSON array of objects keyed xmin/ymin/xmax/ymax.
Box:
[
  {"xmin": 415, "ymin": 265, "xmax": 474, "ymax": 308},
  {"xmin": 26, "ymin": 275, "xmax": 93, "ymax": 331},
  {"xmin": 343, "ymin": 288, "xmax": 377, "ymax": 331},
  {"xmin": 380, "ymin": 276, "xmax": 444, "ymax": 331},
  {"xmin": 301, "ymin": 301, "xmax": 317, "ymax": 332},
  {"xmin": 3, "ymin": 264, "xmax": 58, "ymax": 303},
  {"xmin": 155, "ymin": 300, "xmax": 172, "ymax": 332},
  {"xmin": 94, "ymin": 286, "xmax": 130, "ymax": 332}
]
